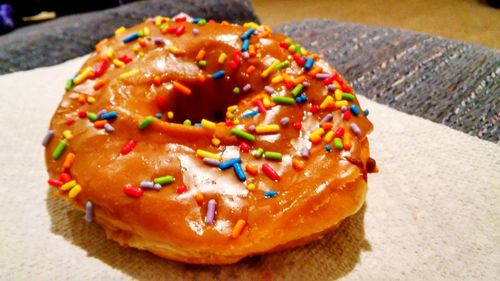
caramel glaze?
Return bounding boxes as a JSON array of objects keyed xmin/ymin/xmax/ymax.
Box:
[{"xmin": 45, "ymin": 19, "xmax": 374, "ymax": 264}]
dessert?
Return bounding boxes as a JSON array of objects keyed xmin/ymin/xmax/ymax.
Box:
[{"xmin": 43, "ymin": 15, "xmax": 376, "ymax": 264}]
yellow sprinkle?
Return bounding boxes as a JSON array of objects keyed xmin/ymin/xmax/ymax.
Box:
[
  {"xmin": 231, "ymin": 219, "xmax": 247, "ymax": 238},
  {"xmin": 218, "ymin": 52, "xmax": 227, "ymax": 64},
  {"xmin": 143, "ymin": 27, "xmax": 150, "ymax": 36},
  {"xmin": 138, "ymin": 51, "xmax": 145, "ymax": 57},
  {"xmin": 320, "ymin": 96, "xmax": 334, "ymax": 109},
  {"xmin": 288, "ymin": 45, "xmax": 295, "ymax": 52},
  {"xmin": 233, "ymin": 119, "xmax": 240, "ymax": 125},
  {"xmin": 211, "ymin": 137, "xmax": 221, "ymax": 147},
  {"xmin": 167, "ymin": 111, "xmax": 174, "ymax": 119},
  {"xmin": 60, "ymin": 180, "xmax": 76, "ymax": 191},
  {"xmin": 255, "ymin": 124, "xmax": 280, "ymax": 134},
  {"xmin": 62, "ymin": 130, "xmax": 73, "ymax": 140},
  {"xmin": 155, "ymin": 16, "xmax": 163, "ymax": 26},
  {"xmin": 201, "ymin": 119, "xmax": 216, "ymax": 130},
  {"xmin": 227, "ymin": 105, "xmax": 238, "ymax": 112},
  {"xmin": 168, "ymin": 45, "xmax": 185, "ymax": 55},
  {"xmin": 271, "ymin": 75, "xmax": 283, "ymax": 84},
  {"xmin": 106, "ymin": 48, "xmax": 114, "ymax": 58},
  {"xmin": 114, "ymin": 26, "xmax": 126, "ymax": 35},
  {"xmin": 73, "ymin": 68, "xmax": 92, "ymax": 85},
  {"xmin": 311, "ymin": 128, "xmax": 325, "ymax": 138},
  {"xmin": 196, "ymin": 149, "xmax": 222, "ymax": 160},
  {"xmin": 335, "ymin": 100, "xmax": 348, "ymax": 108},
  {"xmin": 333, "ymin": 81, "xmax": 341, "ymax": 88},
  {"xmin": 87, "ymin": 96, "xmax": 96, "ymax": 104},
  {"xmin": 246, "ymin": 183, "xmax": 256, "ymax": 191},
  {"xmin": 119, "ymin": 69, "xmax": 139, "ymax": 80},
  {"xmin": 261, "ymin": 61, "xmax": 280, "ymax": 78},
  {"xmin": 334, "ymin": 89, "xmax": 343, "ymax": 101},
  {"xmin": 113, "ymin": 59, "xmax": 125, "ymax": 68},
  {"xmin": 262, "ymin": 96, "xmax": 271, "ymax": 107},
  {"xmin": 68, "ymin": 184, "xmax": 81, "ymax": 199},
  {"xmin": 243, "ymin": 22, "xmax": 259, "ymax": 29},
  {"xmin": 132, "ymin": 44, "xmax": 141, "ymax": 52},
  {"xmin": 323, "ymin": 130, "xmax": 334, "ymax": 143}
]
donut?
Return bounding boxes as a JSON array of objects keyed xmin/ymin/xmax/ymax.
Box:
[{"xmin": 43, "ymin": 15, "xmax": 376, "ymax": 264}]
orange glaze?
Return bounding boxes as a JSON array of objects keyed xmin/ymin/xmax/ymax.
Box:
[{"xmin": 44, "ymin": 17, "xmax": 374, "ymax": 264}]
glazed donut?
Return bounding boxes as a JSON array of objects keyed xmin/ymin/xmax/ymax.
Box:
[{"xmin": 43, "ymin": 15, "xmax": 376, "ymax": 264}]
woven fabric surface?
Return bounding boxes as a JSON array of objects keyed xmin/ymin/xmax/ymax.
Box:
[
  {"xmin": 0, "ymin": 0, "xmax": 258, "ymax": 74},
  {"xmin": 0, "ymin": 56, "xmax": 498, "ymax": 280},
  {"xmin": 275, "ymin": 19, "xmax": 500, "ymax": 143}
]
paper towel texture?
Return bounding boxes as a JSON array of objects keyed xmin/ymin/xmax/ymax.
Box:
[{"xmin": 0, "ymin": 57, "xmax": 498, "ymax": 280}]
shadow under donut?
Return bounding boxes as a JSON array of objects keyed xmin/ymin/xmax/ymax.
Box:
[{"xmin": 46, "ymin": 189, "xmax": 370, "ymax": 280}]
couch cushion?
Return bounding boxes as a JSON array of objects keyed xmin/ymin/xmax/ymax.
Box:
[{"xmin": 276, "ymin": 19, "xmax": 499, "ymax": 142}]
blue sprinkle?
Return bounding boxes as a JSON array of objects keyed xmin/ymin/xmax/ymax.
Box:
[
  {"xmin": 194, "ymin": 123, "xmax": 202, "ymax": 127},
  {"xmin": 242, "ymin": 109, "xmax": 259, "ymax": 118},
  {"xmin": 325, "ymin": 145, "xmax": 332, "ymax": 152},
  {"xmin": 122, "ymin": 32, "xmax": 139, "ymax": 43},
  {"xmin": 264, "ymin": 191, "xmax": 278, "ymax": 198},
  {"xmin": 211, "ymin": 70, "xmax": 225, "ymax": 80},
  {"xmin": 192, "ymin": 18, "xmax": 201, "ymax": 24},
  {"xmin": 41, "ymin": 130, "xmax": 54, "ymax": 147},
  {"xmin": 84, "ymin": 201, "xmax": 93, "ymax": 222},
  {"xmin": 350, "ymin": 105, "xmax": 360, "ymax": 116},
  {"xmin": 219, "ymin": 157, "xmax": 241, "ymax": 170},
  {"xmin": 242, "ymin": 39, "xmax": 250, "ymax": 52},
  {"xmin": 155, "ymin": 113, "xmax": 162, "ymax": 119},
  {"xmin": 101, "ymin": 111, "xmax": 118, "ymax": 120},
  {"xmin": 241, "ymin": 28, "xmax": 255, "ymax": 40},
  {"xmin": 364, "ymin": 109, "xmax": 370, "ymax": 116},
  {"xmin": 233, "ymin": 163, "xmax": 246, "ymax": 181},
  {"xmin": 304, "ymin": 57, "xmax": 314, "ymax": 70}
]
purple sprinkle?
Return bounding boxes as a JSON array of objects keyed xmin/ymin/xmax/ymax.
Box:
[
  {"xmin": 341, "ymin": 106, "xmax": 348, "ymax": 113},
  {"xmin": 280, "ymin": 117, "xmax": 290, "ymax": 126},
  {"xmin": 320, "ymin": 113, "xmax": 333, "ymax": 124},
  {"xmin": 154, "ymin": 183, "xmax": 162, "ymax": 190},
  {"xmin": 42, "ymin": 130, "xmax": 54, "ymax": 146},
  {"xmin": 96, "ymin": 109, "xmax": 107, "ymax": 118},
  {"xmin": 302, "ymin": 81, "xmax": 310, "ymax": 88},
  {"xmin": 154, "ymin": 37, "xmax": 164, "ymax": 45},
  {"xmin": 192, "ymin": 28, "xmax": 199, "ymax": 35},
  {"xmin": 84, "ymin": 201, "xmax": 93, "ymax": 223},
  {"xmin": 242, "ymin": 52, "xmax": 250, "ymax": 59},
  {"xmin": 104, "ymin": 123, "xmax": 115, "ymax": 132},
  {"xmin": 254, "ymin": 29, "xmax": 263, "ymax": 35},
  {"xmin": 327, "ymin": 84, "xmax": 337, "ymax": 91},
  {"xmin": 247, "ymin": 124, "xmax": 256, "ymax": 133},
  {"xmin": 315, "ymin": 73, "xmax": 331, "ymax": 79},
  {"xmin": 140, "ymin": 181, "xmax": 155, "ymax": 189},
  {"xmin": 264, "ymin": 86, "xmax": 274, "ymax": 94},
  {"xmin": 300, "ymin": 146, "xmax": 310, "ymax": 159},
  {"xmin": 350, "ymin": 123, "xmax": 361, "ymax": 136},
  {"xmin": 243, "ymin": 84, "xmax": 252, "ymax": 92},
  {"xmin": 203, "ymin": 158, "xmax": 221, "ymax": 166},
  {"xmin": 205, "ymin": 199, "xmax": 217, "ymax": 225}
]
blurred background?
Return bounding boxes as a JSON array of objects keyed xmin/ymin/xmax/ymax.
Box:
[{"xmin": 0, "ymin": 0, "xmax": 499, "ymax": 48}]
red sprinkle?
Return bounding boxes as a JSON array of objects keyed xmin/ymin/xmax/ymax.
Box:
[
  {"xmin": 225, "ymin": 120, "xmax": 235, "ymax": 127},
  {"xmin": 93, "ymin": 59, "xmax": 109, "ymax": 77},
  {"xmin": 59, "ymin": 172, "xmax": 72, "ymax": 183},
  {"xmin": 78, "ymin": 110, "xmax": 87, "ymax": 118},
  {"xmin": 239, "ymin": 141, "xmax": 250, "ymax": 153},
  {"xmin": 262, "ymin": 163, "xmax": 280, "ymax": 182},
  {"xmin": 174, "ymin": 16, "xmax": 187, "ymax": 22},
  {"xmin": 176, "ymin": 184, "xmax": 188, "ymax": 194},
  {"xmin": 255, "ymin": 99, "xmax": 267, "ymax": 113},
  {"xmin": 334, "ymin": 127, "xmax": 345, "ymax": 138},
  {"xmin": 279, "ymin": 42, "xmax": 289, "ymax": 49},
  {"xmin": 123, "ymin": 185, "xmax": 143, "ymax": 198},
  {"xmin": 293, "ymin": 55, "xmax": 305, "ymax": 66},
  {"xmin": 229, "ymin": 60, "xmax": 238, "ymax": 70},
  {"xmin": 66, "ymin": 117, "xmax": 75, "ymax": 126},
  {"xmin": 48, "ymin": 179, "xmax": 63, "ymax": 188},
  {"xmin": 284, "ymin": 81, "xmax": 295, "ymax": 89},
  {"xmin": 310, "ymin": 104, "xmax": 320, "ymax": 114},
  {"xmin": 166, "ymin": 26, "xmax": 177, "ymax": 33},
  {"xmin": 292, "ymin": 121, "xmax": 302, "ymax": 130},
  {"xmin": 121, "ymin": 139, "xmax": 137, "ymax": 155},
  {"xmin": 118, "ymin": 55, "xmax": 132, "ymax": 64},
  {"xmin": 156, "ymin": 95, "xmax": 167, "ymax": 107},
  {"xmin": 342, "ymin": 111, "xmax": 351, "ymax": 121},
  {"xmin": 175, "ymin": 25, "xmax": 186, "ymax": 36},
  {"xmin": 323, "ymin": 73, "xmax": 339, "ymax": 85}
]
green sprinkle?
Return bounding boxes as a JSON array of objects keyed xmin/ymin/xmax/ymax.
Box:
[
  {"xmin": 264, "ymin": 151, "xmax": 283, "ymax": 161},
  {"xmin": 275, "ymin": 61, "xmax": 290, "ymax": 70},
  {"xmin": 183, "ymin": 119, "xmax": 192, "ymax": 126},
  {"xmin": 271, "ymin": 96, "xmax": 296, "ymax": 105},
  {"xmin": 138, "ymin": 30, "xmax": 145, "ymax": 37},
  {"xmin": 230, "ymin": 129, "xmax": 255, "ymax": 141},
  {"xmin": 159, "ymin": 23, "xmax": 169, "ymax": 30},
  {"xmin": 294, "ymin": 45, "xmax": 302, "ymax": 55},
  {"xmin": 52, "ymin": 139, "xmax": 68, "ymax": 160},
  {"xmin": 198, "ymin": 60, "xmax": 207, "ymax": 67},
  {"xmin": 198, "ymin": 19, "xmax": 207, "ymax": 26},
  {"xmin": 153, "ymin": 175, "xmax": 175, "ymax": 185},
  {"xmin": 291, "ymin": 84, "xmax": 303, "ymax": 97},
  {"xmin": 285, "ymin": 38, "xmax": 292, "ymax": 44},
  {"xmin": 87, "ymin": 112, "xmax": 98, "ymax": 122},
  {"xmin": 342, "ymin": 93, "xmax": 355, "ymax": 101},
  {"xmin": 334, "ymin": 138, "xmax": 343, "ymax": 150},
  {"xmin": 253, "ymin": 147, "xmax": 264, "ymax": 158},
  {"xmin": 233, "ymin": 87, "xmax": 240, "ymax": 94},
  {"xmin": 139, "ymin": 116, "xmax": 154, "ymax": 130},
  {"xmin": 65, "ymin": 79, "xmax": 74, "ymax": 91}
]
